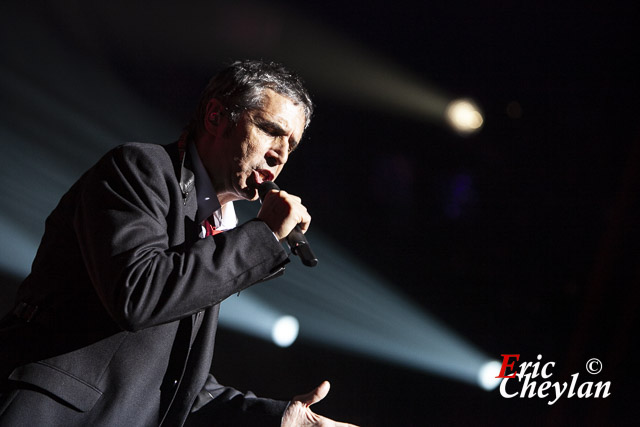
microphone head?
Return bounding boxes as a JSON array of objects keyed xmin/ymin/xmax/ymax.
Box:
[{"xmin": 258, "ymin": 181, "xmax": 280, "ymax": 202}]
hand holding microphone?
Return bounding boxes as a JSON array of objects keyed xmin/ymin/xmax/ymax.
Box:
[{"xmin": 257, "ymin": 181, "xmax": 318, "ymax": 267}]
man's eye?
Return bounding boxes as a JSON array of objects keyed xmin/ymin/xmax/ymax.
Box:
[{"xmin": 260, "ymin": 126, "xmax": 277, "ymax": 139}]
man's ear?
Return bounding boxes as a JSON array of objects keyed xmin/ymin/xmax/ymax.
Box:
[{"xmin": 204, "ymin": 98, "xmax": 225, "ymax": 135}]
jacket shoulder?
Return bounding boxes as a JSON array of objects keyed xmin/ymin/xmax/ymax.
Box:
[
  {"xmin": 110, "ymin": 142, "xmax": 175, "ymax": 167},
  {"xmin": 91, "ymin": 142, "xmax": 179, "ymax": 185}
]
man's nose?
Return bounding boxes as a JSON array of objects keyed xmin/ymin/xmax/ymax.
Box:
[{"xmin": 266, "ymin": 140, "xmax": 289, "ymax": 167}]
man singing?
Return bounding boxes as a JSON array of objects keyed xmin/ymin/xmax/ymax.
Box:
[{"xmin": 0, "ymin": 60, "xmax": 356, "ymax": 427}]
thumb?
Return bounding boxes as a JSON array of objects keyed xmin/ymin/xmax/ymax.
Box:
[{"xmin": 293, "ymin": 381, "xmax": 331, "ymax": 407}]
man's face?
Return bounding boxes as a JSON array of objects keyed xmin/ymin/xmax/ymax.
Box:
[{"xmin": 202, "ymin": 89, "xmax": 306, "ymax": 203}]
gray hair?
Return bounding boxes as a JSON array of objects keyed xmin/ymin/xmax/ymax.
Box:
[{"xmin": 187, "ymin": 60, "xmax": 313, "ymax": 138}]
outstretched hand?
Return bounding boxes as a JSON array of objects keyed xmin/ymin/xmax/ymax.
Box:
[{"xmin": 281, "ymin": 381, "xmax": 359, "ymax": 427}]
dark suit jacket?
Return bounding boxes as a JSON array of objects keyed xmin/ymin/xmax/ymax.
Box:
[{"xmin": 0, "ymin": 142, "xmax": 290, "ymax": 426}]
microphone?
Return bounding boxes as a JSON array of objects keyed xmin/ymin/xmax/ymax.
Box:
[{"xmin": 258, "ymin": 181, "xmax": 318, "ymax": 267}]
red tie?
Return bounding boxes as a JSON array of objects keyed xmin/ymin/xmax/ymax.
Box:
[{"xmin": 203, "ymin": 216, "xmax": 223, "ymax": 236}]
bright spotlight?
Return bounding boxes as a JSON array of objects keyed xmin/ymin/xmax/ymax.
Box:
[
  {"xmin": 446, "ymin": 99, "xmax": 484, "ymax": 134},
  {"xmin": 219, "ymin": 293, "xmax": 300, "ymax": 347},
  {"xmin": 477, "ymin": 360, "xmax": 503, "ymax": 391},
  {"xmin": 271, "ymin": 315, "xmax": 300, "ymax": 348}
]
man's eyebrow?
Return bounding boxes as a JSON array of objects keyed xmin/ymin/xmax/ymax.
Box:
[
  {"xmin": 252, "ymin": 117, "xmax": 300, "ymax": 151},
  {"xmin": 254, "ymin": 117, "xmax": 287, "ymax": 135}
]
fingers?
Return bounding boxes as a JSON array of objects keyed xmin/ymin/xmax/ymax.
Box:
[
  {"xmin": 308, "ymin": 380, "xmax": 330, "ymax": 406},
  {"xmin": 280, "ymin": 190, "xmax": 311, "ymax": 233},
  {"xmin": 284, "ymin": 382, "xmax": 361, "ymax": 427},
  {"xmin": 267, "ymin": 189, "xmax": 301, "ymax": 205},
  {"xmin": 257, "ymin": 189, "xmax": 311, "ymax": 240},
  {"xmin": 279, "ymin": 190, "xmax": 301, "ymax": 204},
  {"xmin": 296, "ymin": 206, "xmax": 311, "ymax": 234},
  {"xmin": 292, "ymin": 381, "xmax": 330, "ymax": 407},
  {"xmin": 278, "ymin": 191, "xmax": 310, "ymax": 231},
  {"xmin": 278, "ymin": 191, "xmax": 308, "ymax": 227}
]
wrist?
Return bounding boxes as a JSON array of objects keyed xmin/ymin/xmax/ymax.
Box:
[{"xmin": 280, "ymin": 401, "xmax": 292, "ymax": 427}]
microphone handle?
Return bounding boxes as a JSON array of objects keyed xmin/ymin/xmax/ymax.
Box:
[
  {"xmin": 258, "ymin": 182, "xmax": 318, "ymax": 267},
  {"xmin": 287, "ymin": 226, "xmax": 318, "ymax": 267}
]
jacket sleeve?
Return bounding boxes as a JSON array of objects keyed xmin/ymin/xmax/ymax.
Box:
[
  {"xmin": 188, "ymin": 374, "xmax": 289, "ymax": 427},
  {"xmin": 73, "ymin": 144, "xmax": 289, "ymax": 332}
]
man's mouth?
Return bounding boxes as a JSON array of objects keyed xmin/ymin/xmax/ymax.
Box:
[{"xmin": 252, "ymin": 169, "xmax": 274, "ymax": 186}]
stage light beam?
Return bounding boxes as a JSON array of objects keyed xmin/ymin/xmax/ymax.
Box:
[
  {"xmin": 232, "ymin": 214, "xmax": 501, "ymax": 391},
  {"xmin": 218, "ymin": 293, "xmax": 300, "ymax": 348}
]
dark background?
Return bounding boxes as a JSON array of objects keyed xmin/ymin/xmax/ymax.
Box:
[{"xmin": 1, "ymin": 1, "xmax": 638, "ymax": 425}]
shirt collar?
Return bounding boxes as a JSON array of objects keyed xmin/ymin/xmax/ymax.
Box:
[{"xmin": 187, "ymin": 141, "xmax": 222, "ymax": 224}]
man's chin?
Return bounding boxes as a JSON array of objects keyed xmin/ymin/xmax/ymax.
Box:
[
  {"xmin": 240, "ymin": 185, "xmax": 259, "ymax": 201},
  {"xmin": 239, "ymin": 176, "xmax": 260, "ymax": 201}
]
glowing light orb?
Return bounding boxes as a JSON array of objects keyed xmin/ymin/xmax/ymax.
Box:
[
  {"xmin": 271, "ymin": 315, "xmax": 300, "ymax": 347},
  {"xmin": 477, "ymin": 360, "xmax": 503, "ymax": 391},
  {"xmin": 446, "ymin": 99, "xmax": 484, "ymax": 134}
]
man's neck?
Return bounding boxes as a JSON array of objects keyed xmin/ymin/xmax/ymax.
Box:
[
  {"xmin": 216, "ymin": 192, "xmax": 241, "ymax": 207},
  {"xmin": 187, "ymin": 140, "xmax": 222, "ymax": 223}
]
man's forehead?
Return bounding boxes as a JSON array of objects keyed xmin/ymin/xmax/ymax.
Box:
[
  {"xmin": 250, "ymin": 90, "xmax": 306, "ymax": 134},
  {"xmin": 258, "ymin": 89, "xmax": 304, "ymax": 115}
]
